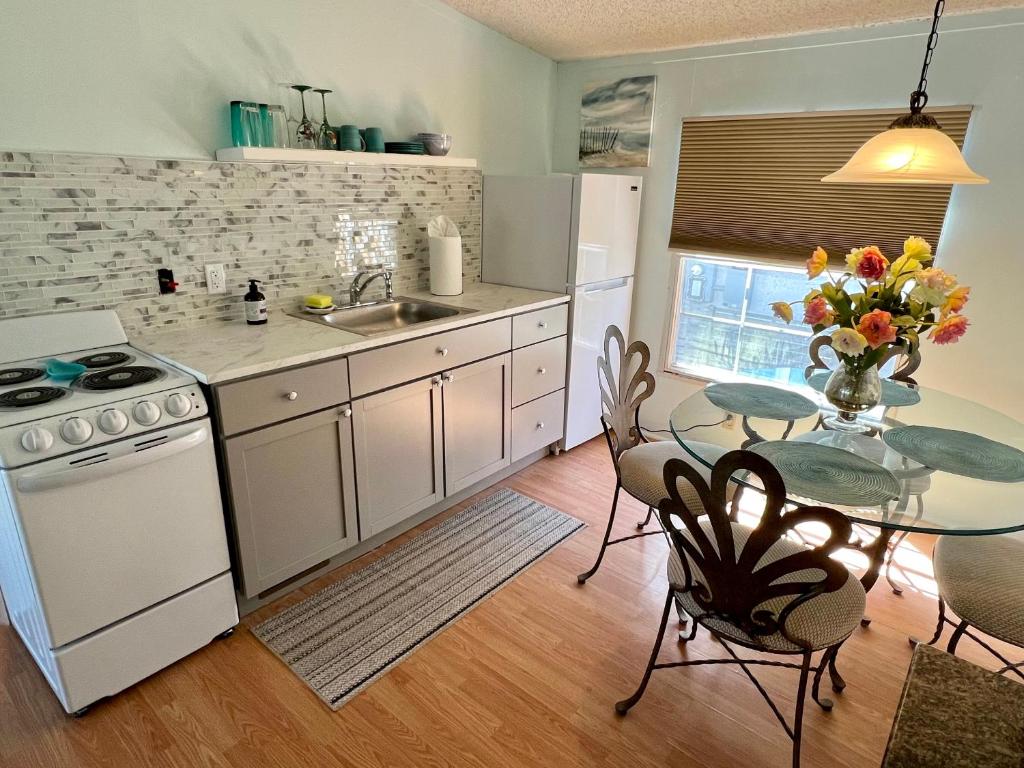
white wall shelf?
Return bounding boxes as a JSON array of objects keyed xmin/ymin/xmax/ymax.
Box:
[{"xmin": 215, "ymin": 146, "xmax": 477, "ymax": 169}]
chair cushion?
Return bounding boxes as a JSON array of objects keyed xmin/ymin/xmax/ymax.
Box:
[
  {"xmin": 618, "ymin": 440, "xmax": 726, "ymax": 511},
  {"xmin": 667, "ymin": 520, "xmax": 866, "ymax": 652},
  {"xmin": 934, "ymin": 533, "xmax": 1024, "ymax": 648}
]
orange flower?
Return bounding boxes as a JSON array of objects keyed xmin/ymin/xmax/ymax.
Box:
[
  {"xmin": 806, "ymin": 247, "xmax": 828, "ymax": 278},
  {"xmin": 856, "ymin": 309, "xmax": 898, "ymax": 349},
  {"xmin": 802, "ymin": 295, "xmax": 833, "ymax": 326},
  {"xmin": 942, "ymin": 285, "xmax": 971, "ymax": 317}
]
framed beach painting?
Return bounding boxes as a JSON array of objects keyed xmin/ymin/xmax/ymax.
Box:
[{"xmin": 579, "ymin": 75, "xmax": 656, "ymax": 168}]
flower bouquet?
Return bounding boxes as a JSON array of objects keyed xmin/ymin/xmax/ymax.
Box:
[{"xmin": 771, "ymin": 236, "xmax": 970, "ymax": 430}]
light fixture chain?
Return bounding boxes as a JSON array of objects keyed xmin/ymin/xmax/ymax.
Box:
[{"xmin": 911, "ymin": 0, "xmax": 945, "ymax": 112}]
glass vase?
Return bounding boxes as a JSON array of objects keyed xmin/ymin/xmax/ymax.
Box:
[{"xmin": 824, "ymin": 363, "xmax": 881, "ymax": 433}]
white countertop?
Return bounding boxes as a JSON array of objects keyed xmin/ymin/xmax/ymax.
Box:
[{"xmin": 132, "ymin": 283, "xmax": 570, "ymax": 385}]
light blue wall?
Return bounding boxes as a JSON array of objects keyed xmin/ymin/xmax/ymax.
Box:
[
  {"xmin": 0, "ymin": 0, "xmax": 556, "ymax": 174},
  {"xmin": 554, "ymin": 10, "xmax": 1024, "ymax": 420}
]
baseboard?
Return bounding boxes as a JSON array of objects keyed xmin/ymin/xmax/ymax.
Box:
[{"xmin": 236, "ymin": 445, "xmax": 554, "ymax": 616}]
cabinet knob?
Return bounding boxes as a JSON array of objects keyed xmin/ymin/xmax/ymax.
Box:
[
  {"xmin": 340, "ymin": 407, "xmax": 352, "ymax": 418},
  {"xmin": 536, "ymin": 421, "xmax": 545, "ymax": 430},
  {"xmin": 442, "ymin": 372, "xmax": 455, "ymax": 383},
  {"xmin": 431, "ymin": 376, "xmax": 442, "ymax": 386},
  {"xmin": 437, "ymin": 347, "xmax": 449, "ymax": 357},
  {"xmin": 538, "ymin": 321, "xmax": 547, "ymax": 328},
  {"xmin": 537, "ymin": 367, "xmax": 547, "ymax": 375},
  {"xmin": 284, "ymin": 391, "xmax": 298, "ymax": 401}
]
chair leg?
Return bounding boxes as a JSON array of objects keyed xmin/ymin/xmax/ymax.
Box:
[
  {"xmin": 616, "ymin": 587, "xmax": 674, "ymax": 715},
  {"xmin": 636, "ymin": 506, "xmax": 655, "ymax": 530},
  {"xmin": 947, "ymin": 620, "xmax": 969, "ymax": 654},
  {"xmin": 885, "ymin": 529, "xmax": 911, "ymax": 595},
  {"xmin": 578, "ymin": 483, "xmax": 621, "ymax": 584},
  {"xmin": 811, "ymin": 646, "xmax": 837, "ymax": 711},
  {"xmin": 927, "ymin": 597, "xmax": 946, "ymax": 645},
  {"xmin": 827, "ymin": 645, "xmax": 847, "ymax": 692},
  {"xmin": 791, "ymin": 652, "xmax": 813, "ymax": 768}
]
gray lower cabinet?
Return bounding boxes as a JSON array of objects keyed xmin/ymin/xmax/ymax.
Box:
[
  {"xmin": 442, "ymin": 353, "xmax": 512, "ymax": 495},
  {"xmin": 225, "ymin": 405, "xmax": 359, "ymax": 598},
  {"xmin": 351, "ymin": 376, "xmax": 444, "ymax": 538}
]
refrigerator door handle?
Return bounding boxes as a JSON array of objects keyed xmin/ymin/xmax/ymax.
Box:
[{"xmin": 581, "ymin": 277, "xmax": 630, "ymax": 293}]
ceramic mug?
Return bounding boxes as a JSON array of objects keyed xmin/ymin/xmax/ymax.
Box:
[
  {"xmin": 362, "ymin": 127, "xmax": 385, "ymax": 153},
  {"xmin": 337, "ymin": 124, "xmax": 365, "ymax": 151}
]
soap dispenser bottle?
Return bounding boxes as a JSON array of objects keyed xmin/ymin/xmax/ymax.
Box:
[{"xmin": 244, "ymin": 279, "xmax": 268, "ymax": 325}]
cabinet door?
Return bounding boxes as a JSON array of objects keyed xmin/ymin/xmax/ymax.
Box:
[
  {"xmin": 225, "ymin": 406, "xmax": 358, "ymax": 598},
  {"xmin": 442, "ymin": 354, "xmax": 512, "ymax": 495},
  {"xmin": 352, "ymin": 377, "xmax": 444, "ymax": 538}
]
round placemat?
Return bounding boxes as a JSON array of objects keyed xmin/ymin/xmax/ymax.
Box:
[
  {"xmin": 750, "ymin": 440, "xmax": 902, "ymax": 506},
  {"xmin": 806, "ymin": 370, "xmax": 921, "ymax": 407},
  {"xmin": 704, "ymin": 383, "xmax": 818, "ymax": 420},
  {"xmin": 882, "ymin": 426, "xmax": 1024, "ymax": 483}
]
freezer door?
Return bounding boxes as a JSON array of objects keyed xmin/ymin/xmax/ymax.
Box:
[
  {"xmin": 482, "ymin": 175, "xmax": 575, "ymax": 293},
  {"xmin": 574, "ymin": 174, "xmax": 642, "ymax": 286},
  {"xmin": 563, "ymin": 276, "xmax": 634, "ymax": 451}
]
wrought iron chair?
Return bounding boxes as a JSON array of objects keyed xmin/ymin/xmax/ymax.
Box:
[
  {"xmin": 805, "ymin": 334, "xmax": 926, "ymax": 594},
  {"xmin": 576, "ymin": 325, "xmax": 721, "ymax": 586},
  {"xmin": 919, "ymin": 533, "xmax": 1024, "ymax": 680},
  {"xmin": 804, "ymin": 335, "xmax": 921, "ymax": 385},
  {"xmin": 617, "ymin": 451, "xmax": 866, "ymax": 768}
]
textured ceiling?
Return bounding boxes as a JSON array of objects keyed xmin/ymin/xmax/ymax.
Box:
[{"xmin": 441, "ymin": 0, "xmax": 1024, "ymax": 60}]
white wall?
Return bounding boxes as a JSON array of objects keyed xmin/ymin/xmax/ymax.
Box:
[
  {"xmin": 0, "ymin": 0, "xmax": 555, "ymax": 174},
  {"xmin": 553, "ymin": 10, "xmax": 1024, "ymax": 423}
]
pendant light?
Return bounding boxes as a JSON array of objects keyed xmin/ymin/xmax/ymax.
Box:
[{"xmin": 822, "ymin": 0, "xmax": 988, "ymax": 185}]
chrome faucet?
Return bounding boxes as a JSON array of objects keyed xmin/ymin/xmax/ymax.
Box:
[{"xmin": 349, "ymin": 265, "xmax": 393, "ymax": 305}]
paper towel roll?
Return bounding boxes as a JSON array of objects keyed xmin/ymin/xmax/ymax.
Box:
[{"xmin": 429, "ymin": 236, "xmax": 463, "ymax": 296}]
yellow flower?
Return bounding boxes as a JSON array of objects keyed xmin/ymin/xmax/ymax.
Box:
[
  {"xmin": 806, "ymin": 247, "xmax": 828, "ymax": 278},
  {"xmin": 903, "ymin": 236, "xmax": 932, "ymax": 261},
  {"xmin": 770, "ymin": 301, "xmax": 794, "ymax": 324},
  {"xmin": 942, "ymin": 285, "xmax": 971, "ymax": 317},
  {"xmin": 889, "ymin": 254, "xmax": 923, "ymax": 278},
  {"xmin": 831, "ymin": 327, "xmax": 868, "ymax": 357}
]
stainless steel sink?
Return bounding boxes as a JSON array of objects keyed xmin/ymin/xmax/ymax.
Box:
[{"xmin": 289, "ymin": 297, "xmax": 476, "ymax": 336}]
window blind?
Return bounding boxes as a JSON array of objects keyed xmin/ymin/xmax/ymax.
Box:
[{"xmin": 670, "ymin": 108, "xmax": 972, "ymax": 261}]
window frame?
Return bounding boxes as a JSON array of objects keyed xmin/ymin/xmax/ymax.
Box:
[{"xmin": 661, "ymin": 248, "xmax": 816, "ymax": 383}]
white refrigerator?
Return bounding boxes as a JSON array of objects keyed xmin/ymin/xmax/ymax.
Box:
[{"xmin": 482, "ymin": 173, "xmax": 643, "ymax": 451}]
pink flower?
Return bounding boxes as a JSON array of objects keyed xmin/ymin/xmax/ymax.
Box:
[
  {"xmin": 802, "ymin": 295, "xmax": 833, "ymax": 326},
  {"xmin": 917, "ymin": 267, "xmax": 957, "ymax": 291},
  {"xmin": 930, "ymin": 315, "xmax": 969, "ymax": 345},
  {"xmin": 856, "ymin": 309, "xmax": 898, "ymax": 349},
  {"xmin": 847, "ymin": 246, "xmax": 889, "ymax": 281}
]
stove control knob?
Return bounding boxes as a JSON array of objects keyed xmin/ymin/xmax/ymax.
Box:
[
  {"xmin": 165, "ymin": 392, "xmax": 192, "ymax": 418},
  {"xmin": 133, "ymin": 401, "xmax": 161, "ymax": 426},
  {"xmin": 98, "ymin": 408, "xmax": 129, "ymax": 435},
  {"xmin": 60, "ymin": 417, "xmax": 93, "ymax": 445},
  {"xmin": 20, "ymin": 427, "xmax": 54, "ymax": 453}
]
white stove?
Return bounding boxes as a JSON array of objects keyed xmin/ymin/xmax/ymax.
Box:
[{"xmin": 0, "ymin": 310, "xmax": 237, "ymax": 715}]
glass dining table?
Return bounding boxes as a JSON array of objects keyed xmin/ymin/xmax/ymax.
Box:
[{"xmin": 669, "ymin": 374, "xmax": 1024, "ymax": 597}]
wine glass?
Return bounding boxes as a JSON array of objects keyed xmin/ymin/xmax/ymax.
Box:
[
  {"xmin": 291, "ymin": 85, "xmax": 316, "ymax": 149},
  {"xmin": 313, "ymin": 88, "xmax": 337, "ymax": 150}
]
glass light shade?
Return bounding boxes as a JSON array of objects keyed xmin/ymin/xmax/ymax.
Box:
[{"xmin": 822, "ymin": 127, "xmax": 988, "ymax": 184}]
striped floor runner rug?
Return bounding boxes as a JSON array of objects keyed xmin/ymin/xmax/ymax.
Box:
[{"xmin": 252, "ymin": 488, "xmax": 584, "ymax": 709}]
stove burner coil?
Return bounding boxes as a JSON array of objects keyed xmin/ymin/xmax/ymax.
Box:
[
  {"xmin": 76, "ymin": 366, "xmax": 163, "ymax": 391},
  {"xmin": 0, "ymin": 386, "xmax": 68, "ymax": 409},
  {"xmin": 0, "ymin": 367, "xmax": 46, "ymax": 386},
  {"xmin": 73, "ymin": 352, "xmax": 133, "ymax": 369}
]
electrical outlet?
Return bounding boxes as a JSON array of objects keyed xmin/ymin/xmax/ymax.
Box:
[{"xmin": 205, "ymin": 263, "xmax": 227, "ymax": 294}]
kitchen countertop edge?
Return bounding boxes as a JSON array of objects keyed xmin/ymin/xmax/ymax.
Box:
[{"xmin": 133, "ymin": 284, "xmax": 570, "ymax": 385}]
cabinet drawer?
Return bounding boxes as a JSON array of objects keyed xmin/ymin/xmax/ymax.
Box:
[
  {"xmin": 348, "ymin": 318, "xmax": 511, "ymax": 397},
  {"xmin": 512, "ymin": 336, "xmax": 567, "ymax": 407},
  {"xmin": 512, "ymin": 389, "xmax": 565, "ymax": 463},
  {"xmin": 216, "ymin": 358, "xmax": 350, "ymax": 436},
  {"xmin": 512, "ymin": 304, "xmax": 568, "ymax": 349}
]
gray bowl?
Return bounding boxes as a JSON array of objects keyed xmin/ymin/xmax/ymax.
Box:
[{"xmin": 417, "ymin": 133, "xmax": 452, "ymax": 156}]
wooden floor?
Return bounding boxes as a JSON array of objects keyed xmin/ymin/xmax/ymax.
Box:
[{"xmin": 1, "ymin": 437, "xmax": 1018, "ymax": 767}]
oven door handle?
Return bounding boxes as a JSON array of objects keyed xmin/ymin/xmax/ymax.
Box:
[{"xmin": 16, "ymin": 425, "xmax": 210, "ymax": 494}]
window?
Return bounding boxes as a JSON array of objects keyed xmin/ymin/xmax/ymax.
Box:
[{"xmin": 665, "ymin": 254, "xmax": 828, "ymax": 385}]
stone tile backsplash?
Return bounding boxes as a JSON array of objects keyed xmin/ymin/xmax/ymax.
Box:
[{"xmin": 0, "ymin": 151, "xmax": 481, "ymax": 335}]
